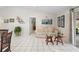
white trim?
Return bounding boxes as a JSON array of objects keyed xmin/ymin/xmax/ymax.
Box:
[{"xmin": 71, "ymin": 10, "xmax": 76, "ymax": 46}]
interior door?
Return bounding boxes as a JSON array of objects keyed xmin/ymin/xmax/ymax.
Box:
[
  {"xmin": 74, "ymin": 8, "xmax": 79, "ymax": 48},
  {"xmin": 71, "ymin": 7, "xmax": 79, "ymax": 48},
  {"xmin": 29, "ymin": 17, "xmax": 36, "ymax": 34}
]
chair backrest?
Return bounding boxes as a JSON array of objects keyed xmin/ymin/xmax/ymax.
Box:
[
  {"xmin": 7, "ymin": 32, "xmax": 12, "ymax": 43},
  {"xmin": 7, "ymin": 32, "xmax": 12, "ymax": 51},
  {"xmin": 0, "ymin": 30, "xmax": 8, "ymax": 41},
  {"xmin": 1, "ymin": 32, "xmax": 8, "ymax": 43},
  {"xmin": 1, "ymin": 31, "xmax": 12, "ymax": 52},
  {"xmin": 1, "ymin": 32, "xmax": 8, "ymax": 52}
]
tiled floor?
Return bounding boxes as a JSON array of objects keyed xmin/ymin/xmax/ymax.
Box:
[
  {"xmin": 76, "ymin": 35, "xmax": 79, "ymax": 48},
  {"xmin": 11, "ymin": 34, "xmax": 79, "ymax": 52}
]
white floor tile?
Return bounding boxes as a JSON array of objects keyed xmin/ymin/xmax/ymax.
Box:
[{"xmin": 11, "ymin": 34, "xmax": 79, "ymax": 52}]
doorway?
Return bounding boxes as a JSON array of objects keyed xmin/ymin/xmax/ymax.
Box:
[
  {"xmin": 71, "ymin": 7, "xmax": 79, "ymax": 48},
  {"xmin": 74, "ymin": 8, "xmax": 79, "ymax": 48},
  {"xmin": 29, "ymin": 17, "xmax": 36, "ymax": 34}
]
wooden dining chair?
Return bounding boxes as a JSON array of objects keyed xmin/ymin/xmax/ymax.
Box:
[
  {"xmin": 0, "ymin": 31, "xmax": 12, "ymax": 52},
  {"xmin": 6, "ymin": 32, "xmax": 12, "ymax": 52},
  {"xmin": 45, "ymin": 34, "xmax": 54, "ymax": 45},
  {"xmin": 54, "ymin": 32, "xmax": 64, "ymax": 45}
]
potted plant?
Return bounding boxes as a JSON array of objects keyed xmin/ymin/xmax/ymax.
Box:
[{"xmin": 14, "ymin": 26, "xmax": 22, "ymax": 36}]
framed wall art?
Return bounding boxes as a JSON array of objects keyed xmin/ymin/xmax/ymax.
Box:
[
  {"xmin": 10, "ymin": 18, "xmax": 14, "ymax": 22},
  {"xmin": 57, "ymin": 15, "xmax": 65, "ymax": 28},
  {"xmin": 4, "ymin": 19, "xmax": 9, "ymax": 23},
  {"xmin": 42, "ymin": 19, "xmax": 52, "ymax": 25},
  {"xmin": 61, "ymin": 15, "xmax": 65, "ymax": 28},
  {"xmin": 4, "ymin": 18, "xmax": 15, "ymax": 23},
  {"xmin": 57, "ymin": 16, "xmax": 61, "ymax": 27}
]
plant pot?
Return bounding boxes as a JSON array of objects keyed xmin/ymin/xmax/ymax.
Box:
[{"xmin": 15, "ymin": 32, "xmax": 21, "ymax": 36}]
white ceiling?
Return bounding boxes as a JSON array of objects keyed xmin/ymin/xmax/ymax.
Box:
[
  {"xmin": 32, "ymin": 6, "xmax": 74, "ymax": 14},
  {"xmin": 0, "ymin": 6, "xmax": 74, "ymax": 14}
]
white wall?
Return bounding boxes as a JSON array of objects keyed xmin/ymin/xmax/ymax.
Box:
[
  {"xmin": 0, "ymin": 7, "xmax": 71, "ymax": 44},
  {"xmin": 0, "ymin": 7, "xmax": 57, "ymax": 47},
  {"xmin": 0, "ymin": 7, "xmax": 56, "ymax": 40},
  {"xmin": 55, "ymin": 9, "xmax": 70, "ymax": 43}
]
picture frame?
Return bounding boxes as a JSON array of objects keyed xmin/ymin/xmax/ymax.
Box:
[
  {"xmin": 4, "ymin": 19, "xmax": 9, "ymax": 23},
  {"xmin": 57, "ymin": 15, "xmax": 65, "ymax": 28},
  {"xmin": 61, "ymin": 15, "xmax": 65, "ymax": 28},
  {"xmin": 42, "ymin": 19, "xmax": 52, "ymax": 24},
  {"xmin": 17, "ymin": 16, "xmax": 24, "ymax": 24},
  {"xmin": 57, "ymin": 16, "xmax": 61, "ymax": 27},
  {"xmin": 10, "ymin": 18, "xmax": 14, "ymax": 22}
]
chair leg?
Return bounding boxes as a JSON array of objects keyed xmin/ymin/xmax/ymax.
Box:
[
  {"xmin": 46, "ymin": 41, "xmax": 48, "ymax": 45},
  {"xmin": 51, "ymin": 39, "xmax": 54, "ymax": 45},
  {"xmin": 9, "ymin": 50, "xmax": 11, "ymax": 52},
  {"xmin": 56, "ymin": 41, "xmax": 58, "ymax": 45},
  {"xmin": 52, "ymin": 42, "xmax": 54, "ymax": 45},
  {"xmin": 61, "ymin": 39, "xmax": 64, "ymax": 45}
]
